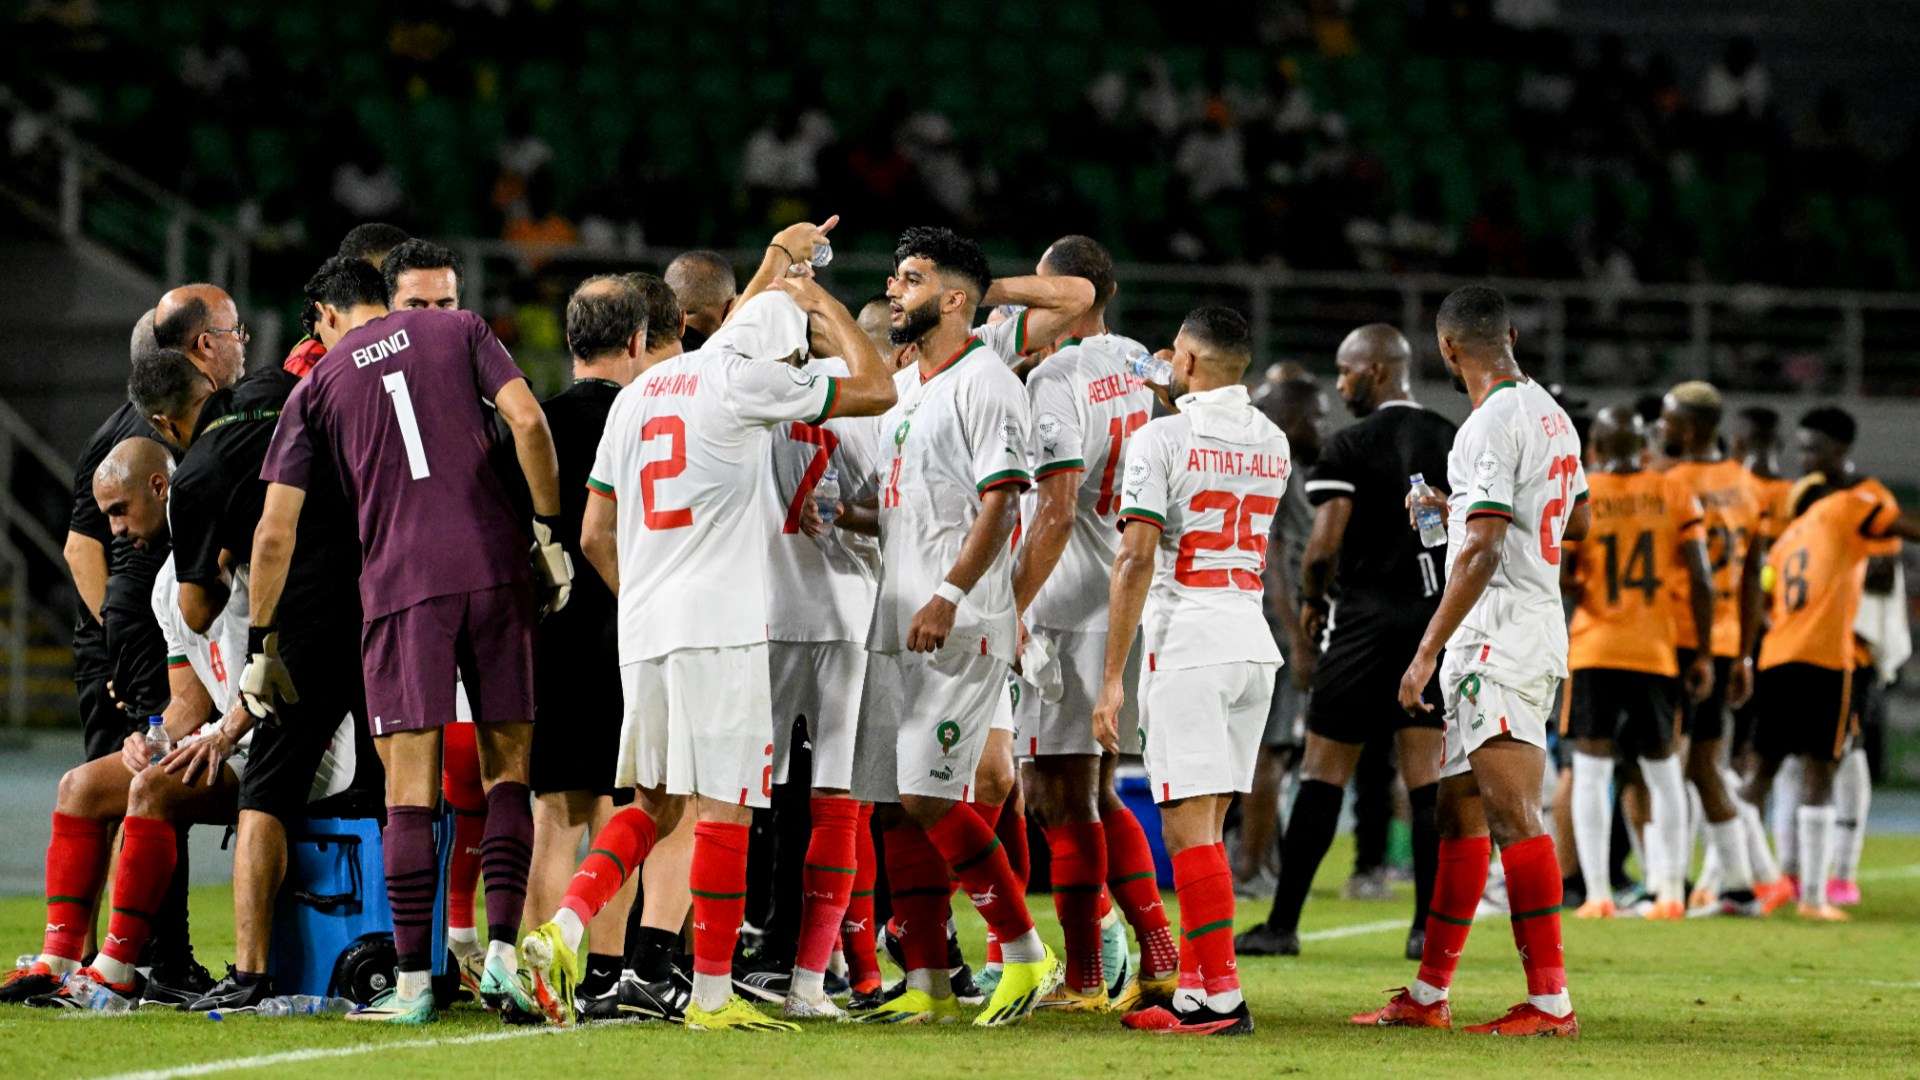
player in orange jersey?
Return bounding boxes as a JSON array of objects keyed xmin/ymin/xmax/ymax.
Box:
[{"xmin": 1560, "ymin": 406, "xmax": 1712, "ymax": 921}]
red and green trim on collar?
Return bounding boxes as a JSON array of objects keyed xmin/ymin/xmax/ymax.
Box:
[
  {"xmin": 1034, "ymin": 458, "xmax": 1085, "ymax": 480},
  {"xmin": 810, "ymin": 377, "xmax": 840, "ymax": 424},
  {"xmin": 1474, "ymin": 378, "xmax": 1519, "ymax": 410},
  {"xmin": 1465, "ymin": 500, "xmax": 1513, "ymax": 522},
  {"xmin": 586, "ymin": 476, "xmax": 616, "ymax": 501},
  {"xmin": 1117, "ymin": 506, "xmax": 1165, "ymax": 531},
  {"xmin": 977, "ymin": 468, "xmax": 1032, "ymax": 495},
  {"xmin": 922, "ymin": 337, "xmax": 986, "ymax": 383}
]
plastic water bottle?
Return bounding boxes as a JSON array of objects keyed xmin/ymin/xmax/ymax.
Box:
[
  {"xmin": 258, "ymin": 994, "xmax": 353, "ymax": 1016},
  {"xmin": 1127, "ymin": 350, "xmax": 1174, "ymax": 387},
  {"xmin": 1410, "ymin": 474, "xmax": 1447, "ymax": 548},
  {"xmin": 144, "ymin": 716, "xmax": 172, "ymax": 766},
  {"xmin": 815, "ymin": 466, "xmax": 840, "ymax": 529},
  {"xmin": 65, "ymin": 973, "xmax": 133, "ymax": 1014},
  {"xmin": 788, "ymin": 240, "xmax": 833, "ymax": 275}
]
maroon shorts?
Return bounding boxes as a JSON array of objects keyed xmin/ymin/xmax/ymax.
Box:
[{"xmin": 362, "ymin": 583, "xmax": 535, "ymax": 736}]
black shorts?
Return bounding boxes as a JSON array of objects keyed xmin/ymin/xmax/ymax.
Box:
[
  {"xmin": 1307, "ymin": 609, "xmax": 1442, "ymax": 743},
  {"xmin": 76, "ymin": 672, "xmax": 132, "ymax": 763},
  {"xmin": 238, "ymin": 627, "xmax": 380, "ymax": 822},
  {"xmin": 530, "ymin": 633, "xmax": 626, "ymax": 798},
  {"xmin": 1562, "ymin": 667, "xmax": 1679, "ymax": 759},
  {"xmin": 1676, "ymin": 649, "xmax": 1735, "ymax": 741},
  {"xmin": 1753, "ymin": 663, "xmax": 1853, "ymax": 764}
]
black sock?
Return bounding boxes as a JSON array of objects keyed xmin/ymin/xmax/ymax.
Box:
[
  {"xmin": 1264, "ymin": 779, "xmax": 1345, "ymax": 933},
  {"xmin": 629, "ymin": 926, "xmax": 680, "ymax": 982},
  {"xmin": 233, "ymin": 969, "xmax": 267, "ymax": 986},
  {"xmin": 1407, "ymin": 782, "xmax": 1439, "ymax": 930},
  {"xmin": 1351, "ymin": 742, "xmax": 1393, "ymax": 875},
  {"xmin": 581, "ymin": 952, "xmax": 621, "ymax": 997}
]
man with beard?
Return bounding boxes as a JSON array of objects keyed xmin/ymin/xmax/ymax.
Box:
[
  {"xmin": 1238, "ymin": 324, "xmax": 1455, "ymax": 962},
  {"xmin": 664, "ymin": 250, "xmax": 737, "ymax": 352}
]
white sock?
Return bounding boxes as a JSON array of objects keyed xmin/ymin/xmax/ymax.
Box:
[
  {"xmin": 1530, "ymin": 989, "xmax": 1573, "ymax": 1017},
  {"xmin": 998, "ymin": 928, "xmax": 1044, "ymax": 965},
  {"xmin": 1706, "ymin": 819, "xmax": 1753, "ymax": 892},
  {"xmin": 1797, "ymin": 805, "xmax": 1836, "ymax": 907},
  {"xmin": 1571, "ymin": 754, "xmax": 1615, "ymax": 903},
  {"xmin": 692, "ymin": 971, "xmax": 731, "ymax": 1011},
  {"xmin": 554, "ymin": 907, "xmax": 586, "ymax": 954},
  {"xmin": 1409, "ymin": 978, "xmax": 1448, "ymax": 1005},
  {"xmin": 39, "ymin": 954, "xmax": 80, "ymax": 977},
  {"xmin": 1100, "ymin": 905, "xmax": 1121, "ymax": 931},
  {"xmin": 828, "ymin": 948, "xmax": 847, "ymax": 978},
  {"xmin": 1694, "ymin": 844, "xmax": 1721, "ymax": 900},
  {"xmin": 1206, "ymin": 987, "xmax": 1244, "ymax": 1012},
  {"xmin": 1773, "ymin": 759, "xmax": 1802, "ymax": 876},
  {"xmin": 1832, "ymin": 748, "xmax": 1870, "ymax": 882},
  {"xmin": 90, "ymin": 953, "xmax": 135, "ymax": 986},
  {"xmin": 790, "ymin": 967, "xmax": 826, "ymax": 1002},
  {"xmin": 1639, "ymin": 755, "xmax": 1688, "ymax": 902},
  {"xmin": 1733, "ymin": 787, "xmax": 1782, "ymax": 883},
  {"xmin": 905, "ymin": 966, "xmax": 952, "ymax": 999},
  {"xmin": 486, "ymin": 938, "xmax": 517, "ymax": 973},
  {"xmin": 448, "ymin": 926, "xmax": 480, "ymax": 954},
  {"xmin": 397, "ymin": 969, "xmax": 431, "ymax": 999},
  {"xmin": 1686, "ymin": 784, "xmax": 1707, "ymax": 873}
]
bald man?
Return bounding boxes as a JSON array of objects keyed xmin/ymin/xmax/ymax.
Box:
[
  {"xmin": 1238, "ymin": 323, "xmax": 1458, "ymax": 963},
  {"xmin": 664, "ymin": 250, "xmax": 737, "ymax": 352},
  {"xmin": 153, "ymin": 283, "xmax": 248, "ymax": 390}
]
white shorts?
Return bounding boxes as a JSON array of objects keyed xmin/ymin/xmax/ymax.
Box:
[
  {"xmin": 992, "ymin": 670, "xmax": 1017, "ymax": 733},
  {"xmin": 1438, "ymin": 650, "xmax": 1558, "ymax": 780},
  {"xmin": 853, "ymin": 648, "xmax": 1006, "ymax": 804},
  {"xmin": 1015, "ymin": 628, "xmax": 1140, "ymax": 758},
  {"xmin": 617, "ymin": 644, "xmax": 775, "ymax": 808},
  {"xmin": 1140, "ymin": 661, "xmax": 1278, "ymax": 803},
  {"xmin": 769, "ymin": 640, "xmax": 866, "ymax": 791}
]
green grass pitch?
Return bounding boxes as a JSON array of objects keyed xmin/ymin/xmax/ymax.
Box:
[{"xmin": 4, "ymin": 835, "xmax": 1915, "ymax": 1079}]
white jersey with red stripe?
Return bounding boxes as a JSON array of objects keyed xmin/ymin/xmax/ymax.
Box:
[
  {"xmin": 590, "ymin": 295, "xmax": 836, "ymax": 664},
  {"xmin": 868, "ymin": 336, "xmax": 1032, "ymax": 664},
  {"xmin": 153, "ymin": 555, "xmax": 248, "ymax": 717},
  {"xmin": 1443, "ymin": 376, "xmax": 1588, "ymax": 684},
  {"xmin": 1117, "ymin": 383, "xmax": 1290, "ymax": 672},
  {"xmin": 764, "ymin": 356, "xmax": 885, "ymax": 644},
  {"xmin": 1024, "ymin": 332, "xmax": 1159, "ymax": 632}
]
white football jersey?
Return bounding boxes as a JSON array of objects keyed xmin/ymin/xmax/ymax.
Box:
[
  {"xmin": 974, "ymin": 309, "xmax": 1041, "ymax": 366},
  {"xmin": 1443, "ymin": 377, "xmax": 1588, "ymax": 683},
  {"xmin": 591, "ymin": 331, "xmax": 836, "ymax": 664},
  {"xmin": 1024, "ymin": 333, "xmax": 1158, "ymax": 632},
  {"xmin": 765, "ymin": 355, "xmax": 885, "ymax": 643},
  {"xmin": 1117, "ymin": 384, "xmax": 1290, "ymax": 671},
  {"xmin": 868, "ymin": 337, "xmax": 1032, "ymax": 662},
  {"xmin": 152, "ymin": 556, "xmax": 248, "ymax": 717}
]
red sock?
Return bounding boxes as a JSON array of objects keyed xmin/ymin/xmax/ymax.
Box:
[
  {"xmin": 795, "ymin": 797, "xmax": 860, "ymax": 975},
  {"xmin": 970, "ymin": 799, "xmax": 1003, "ymax": 832},
  {"xmin": 997, "ymin": 800, "xmax": 1030, "ymax": 884},
  {"xmin": 1418, "ymin": 835, "xmax": 1492, "ymax": 991},
  {"xmin": 1103, "ymin": 806, "xmax": 1176, "ymax": 978},
  {"xmin": 560, "ymin": 807, "xmax": 658, "ymax": 924},
  {"xmin": 883, "ymin": 823, "xmax": 954, "ymax": 972},
  {"xmin": 842, "ymin": 804, "xmax": 881, "ymax": 991},
  {"xmin": 442, "ymin": 723, "xmax": 485, "ymax": 932},
  {"xmin": 101, "ymin": 816, "xmax": 176, "ymax": 969},
  {"xmin": 924, "ymin": 802, "xmax": 1034, "ymax": 949},
  {"xmin": 1500, "ymin": 835, "xmax": 1568, "ymax": 998},
  {"xmin": 1171, "ymin": 844, "xmax": 1238, "ymax": 996},
  {"xmin": 689, "ymin": 821, "xmax": 749, "ymax": 978},
  {"xmin": 43, "ymin": 812, "xmax": 110, "ymax": 963},
  {"xmin": 1044, "ymin": 822, "xmax": 1108, "ymax": 992}
]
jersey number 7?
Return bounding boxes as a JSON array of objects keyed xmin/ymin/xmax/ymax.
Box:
[{"xmin": 782, "ymin": 423, "xmax": 840, "ymax": 534}]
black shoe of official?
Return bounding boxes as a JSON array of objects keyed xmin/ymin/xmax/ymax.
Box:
[
  {"xmin": 577, "ymin": 972, "xmax": 664, "ymax": 1023},
  {"xmin": 1233, "ymin": 924, "xmax": 1300, "ymax": 957},
  {"xmin": 1170, "ymin": 999, "xmax": 1255, "ymax": 1036},
  {"xmin": 626, "ymin": 965, "xmax": 692, "ymax": 1023},
  {"xmin": 847, "ymin": 984, "xmax": 887, "ymax": 1012},
  {"xmin": 142, "ymin": 954, "xmax": 215, "ymax": 1008},
  {"xmin": 1404, "ymin": 928, "xmax": 1426, "ymax": 962},
  {"xmin": 732, "ymin": 953, "xmax": 792, "ymax": 1003},
  {"xmin": 182, "ymin": 966, "xmax": 274, "ymax": 1013},
  {"xmin": 824, "ymin": 967, "xmax": 850, "ymax": 998},
  {"xmin": 951, "ymin": 963, "xmax": 984, "ymax": 1006}
]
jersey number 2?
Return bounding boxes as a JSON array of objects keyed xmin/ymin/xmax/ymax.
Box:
[
  {"xmin": 381, "ymin": 372, "xmax": 431, "ymax": 479},
  {"xmin": 1175, "ymin": 490, "xmax": 1278, "ymax": 590},
  {"xmin": 640, "ymin": 416, "xmax": 693, "ymax": 530}
]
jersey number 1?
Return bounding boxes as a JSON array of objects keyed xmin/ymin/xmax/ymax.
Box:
[{"xmin": 381, "ymin": 372, "xmax": 431, "ymax": 479}]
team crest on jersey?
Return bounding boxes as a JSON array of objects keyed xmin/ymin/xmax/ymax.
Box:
[
  {"xmin": 1036, "ymin": 413, "xmax": 1063, "ymax": 456},
  {"xmin": 935, "ymin": 720, "xmax": 961, "ymax": 754},
  {"xmin": 894, "ymin": 417, "xmax": 912, "ymax": 447},
  {"xmin": 787, "ymin": 366, "xmax": 817, "ymax": 387},
  {"xmin": 1457, "ymin": 673, "xmax": 1481, "ymax": 705},
  {"xmin": 1123, "ymin": 456, "xmax": 1148, "ymax": 498},
  {"xmin": 1007, "ymin": 679, "xmax": 1022, "ymax": 710}
]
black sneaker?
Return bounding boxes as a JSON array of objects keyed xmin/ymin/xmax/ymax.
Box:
[
  {"xmin": 1171, "ymin": 999, "xmax": 1254, "ymax": 1035},
  {"xmin": 732, "ymin": 953, "xmax": 792, "ymax": 1003},
  {"xmin": 1404, "ymin": 928, "xmax": 1426, "ymax": 962},
  {"xmin": 626, "ymin": 966, "xmax": 691, "ymax": 1023},
  {"xmin": 182, "ymin": 966, "xmax": 274, "ymax": 1013},
  {"xmin": 142, "ymin": 955, "xmax": 215, "ymax": 1008},
  {"xmin": 1233, "ymin": 924, "xmax": 1299, "ymax": 957},
  {"xmin": 823, "ymin": 967, "xmax": 850, "ymax": 998},
  {"xmin": 0, "ymin": 963, "xmax": 65, "ymax": 1004},
  {"xmin": 950, "ymin": 963, "xmax": 984, "ymax": 1006},
  {"xmin": 847, "ymin": 984, "xmax": 886, "ymax": 1012},
  {"xmin": 577, "ymin": 973, "xmax": 654, "ymax": 1023}
]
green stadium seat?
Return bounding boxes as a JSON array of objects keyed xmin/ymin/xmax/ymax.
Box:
[
  {"xmin": 247, "ymin": 130, "xmax": 298, "ymax": 199},
  {"xmin": 189, "ymin": 125, "xmax": 236, "ymax": 181}
]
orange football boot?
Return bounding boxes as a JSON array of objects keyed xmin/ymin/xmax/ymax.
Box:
[
  {"xmin": 1464, "ymin": 1002, "xmax": 1579, "ymax": 1037},
  {"xmin": 1573, "ymin": 898, "xmax": 1615, "ymax": 919},
  {"xmin": 1349, "ymin": 988, "xmax": 1452, "ymax": 1029}
]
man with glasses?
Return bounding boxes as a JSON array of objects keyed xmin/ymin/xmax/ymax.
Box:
[{"xmin": 153, "ymin": 284, "xmax": 249, "ymax": 389}]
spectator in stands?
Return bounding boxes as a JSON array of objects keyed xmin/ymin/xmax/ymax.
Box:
[
  {"xmin": 332, "ymin": 140, "xmax": 405, "ymax": 221},
  {"xmin": 503, "ymin": 170, "xmax": 577, "ymax": 271},
  {"xmin": 1701, "ymin": 36, "xmax": 1770, "ymax": 124},
  {"xmin": 741, "ymin": 100, "xmax": 836, "ymax": 228}
]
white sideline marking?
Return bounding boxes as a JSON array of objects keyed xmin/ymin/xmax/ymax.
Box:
[
  {"xmin": 1299, "ymin": 918, "xmax": 1409, "ymax": 942},
  {"xmin": 1857, "ymin": 862, "xmax": 1920, "ymax": 883},
  {"xmin": 98, "ymin": 1026, "xmax": 575, "ymax": 1080}
]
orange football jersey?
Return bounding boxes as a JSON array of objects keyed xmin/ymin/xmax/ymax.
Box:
[
  {"xmin": 1568, "ymin": 470, "xmax": 1706, "ymax": 675},
  {"xmin": 1664, "ymin": 459, "xmax": 1762, "ymax": 656},
  {"xmin": 1759, "ymin": 478, "xmax": 1901, "ymax": 672}
]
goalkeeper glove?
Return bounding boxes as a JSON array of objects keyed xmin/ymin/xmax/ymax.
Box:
[
  {"xmin": 531, "ymin": 514, "xmax": 574, "ymax": 616},
  {"xmin": 239, "ymin": 625, "xmax": 299, "ymax": 723}
]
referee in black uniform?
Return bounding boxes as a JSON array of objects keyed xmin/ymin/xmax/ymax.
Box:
[{"xmin": 1237, "ymin": 324, "xmax": 1456, "ymax": 960}]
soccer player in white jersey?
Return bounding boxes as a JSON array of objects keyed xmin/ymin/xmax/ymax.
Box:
[
  {"xmin": 851, "ymin": 226, "xmax": 1061, "ymax": 1027},
  {"xmin": 1005, "ymin": 235, "xmax": 1180, "ymax": 1012},
  {"xmin": 519, "ymin": 221, "xmax": 897, "ymax": 1033},
  {"xmin": 756, "ymin": 314, "xmax": 889, "ymax": 1019},
  {"xmin": 1093, "ymin": 306, "xmax": 1289, "ymax": 1037},
  {"xmin": 1351, "ymin": 285, "xmax": 1588, "ymax": 1038}
]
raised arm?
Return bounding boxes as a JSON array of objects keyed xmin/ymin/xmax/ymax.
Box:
[
  {"xmin": 983, "ymin": 276, "xmax": 1095, "ymax": 357},
  {"xmin": 773, "ymin": 271, "xmax": 897, "ymax": 419},
  {"xmin": 734, "ymin": 216, "xmax": 840, "ymax": 318}
]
